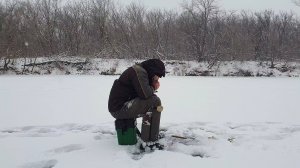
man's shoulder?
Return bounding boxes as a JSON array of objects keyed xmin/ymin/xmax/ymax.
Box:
[
  {"xmin": 120, "ymin": 64, "xmax": 146, "ymax": 79},
  {"xmin": 132, "ymin": 64, "xmax": 147, "ymax": 74}
]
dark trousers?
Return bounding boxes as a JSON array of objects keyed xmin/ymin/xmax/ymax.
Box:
[{"xmin": 111, "ymin": 95, "xmax": 162, "ymax": 142}]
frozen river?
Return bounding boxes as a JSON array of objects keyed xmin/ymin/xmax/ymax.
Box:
[{"xmin": 0, "ymin": 76, "xmax": 299, "ymax": 128}]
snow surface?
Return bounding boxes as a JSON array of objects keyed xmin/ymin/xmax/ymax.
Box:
[{"xmin": 0, "ymin": 76, "xmax": 300, "ymax": 168}]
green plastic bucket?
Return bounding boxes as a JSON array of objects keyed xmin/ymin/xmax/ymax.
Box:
[{"xmin": 115, "ymin": 119, "xmax": 137, "ymax": 145}]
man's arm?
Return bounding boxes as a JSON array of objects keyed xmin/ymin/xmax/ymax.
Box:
[{"xmin": 131, "ymin": 65, "xmax": 155, "ymax": 99}]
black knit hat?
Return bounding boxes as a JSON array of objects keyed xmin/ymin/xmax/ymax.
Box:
[{"xmin": 141, "ymin": 59, "xmax": 165, "ymax": 79}]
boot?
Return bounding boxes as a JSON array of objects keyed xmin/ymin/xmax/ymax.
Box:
[{"xmin": 139, "ymin": 142, "xmax": 164, "ymax": 151}]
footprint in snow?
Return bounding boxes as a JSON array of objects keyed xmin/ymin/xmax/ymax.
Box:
[
  {"xmin": 94, "ymin": 130, "xmax": 115, "ymax": 140},
  {"xmin": 21, "ymin": 159, "xmax": 57, "ymax": 168},
  {"xmin": 47, "ymin": 144, "xmax": 84, "ymax": 155}
]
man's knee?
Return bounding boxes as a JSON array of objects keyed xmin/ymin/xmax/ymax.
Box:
[{"xmin": 151, "ymin": 95, "xmax": 161, "ymax": 107}]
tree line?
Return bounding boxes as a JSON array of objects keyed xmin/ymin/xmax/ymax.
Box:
[{"xmin": 0, "ymin": 0, "xmax": 299, "ymax": 64}]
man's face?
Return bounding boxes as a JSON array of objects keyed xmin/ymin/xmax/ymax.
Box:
[{"xmin": 153, "ymin": 75, "xmax": 160, "ymax": 82}]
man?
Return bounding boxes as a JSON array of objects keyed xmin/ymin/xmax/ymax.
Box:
[{"xmin": 108, "ymin": 59, "xmax": 165, "ymax": 150}]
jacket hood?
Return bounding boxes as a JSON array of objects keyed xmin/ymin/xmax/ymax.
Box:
[{"xmin": 141, "ymin": 59, "xmax": 165, "ymax": 80}]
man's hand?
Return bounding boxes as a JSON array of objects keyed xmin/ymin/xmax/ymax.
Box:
[{"xmin": 152, "ymin": 75, "xmax": 160, "ymax": 91}]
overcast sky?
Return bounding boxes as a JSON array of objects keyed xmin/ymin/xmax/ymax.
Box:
[
  {"xmin": 116, "ymin": 0, "xmax": 300, "ymax": 16},
  {"xmin": 0, "ymin": 0, "xmax": 298, "ymax": 15}
]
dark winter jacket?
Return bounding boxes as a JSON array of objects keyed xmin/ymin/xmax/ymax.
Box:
[{"xmin": 108, "ymin": 59, "xmax": 165, "ymax": 113}]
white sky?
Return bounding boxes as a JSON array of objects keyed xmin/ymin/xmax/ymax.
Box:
[
  {"xmin": 0, "ymin": 0, "xmax": 298, "ymax": 15},
  {"xmin": 117, "ymin": 0, "xmax": 300, "ymax": 16}
]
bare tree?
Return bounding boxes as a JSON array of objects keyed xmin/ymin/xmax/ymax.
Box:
[
  {"xmin": 33, "ymin": 0, "xmax": 61, "ymax": 56},
  {"xmin": 0, "ymin": 2, "xmax": 3, "ymax": 33},
  {"xmin": 0, "ymin": 0, "xmax": 299, "ymax": 63},
  {"xmin": 57, "ymin": 2, "xmax": 86, "ymax": 55},
  {"xmin": 146, "ymin": 10, "xmax": 164, "ymax": 58},
  {"xmin": 293, "ymin": 0, "xmax": 300, "ymax": 7},
  {"xmin": 181, "ymin": 0, "xmax": 219, "ymax": 62},
  {"xmin": 86, "ymin": 0, "xmax": 111, "ymax": 55},
  {"xmin": 0, "ymin": 0, "xmax": 19, "ymax": 58},
  {"xmin": 253, "ymin": 10, "xmax": 273, "ymax": 62}
]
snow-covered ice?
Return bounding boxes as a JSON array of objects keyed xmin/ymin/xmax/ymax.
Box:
[{"xmin": 0, "ymin": 76, "xmax": 300, "ymax": 168}]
